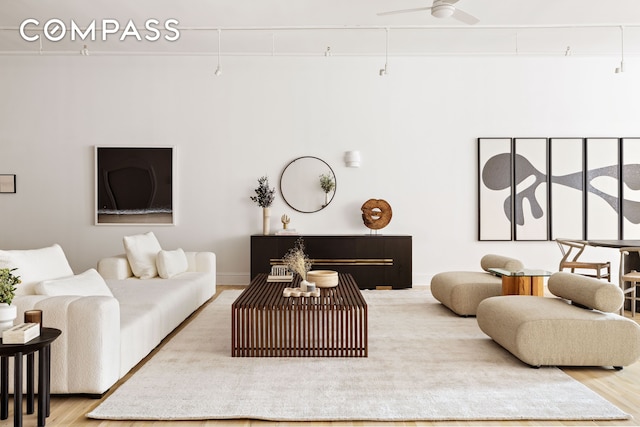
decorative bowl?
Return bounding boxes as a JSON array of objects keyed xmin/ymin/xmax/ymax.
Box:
[{"xmin": 307, "ymin": 270, "xmax": 339, "ymax": 288}]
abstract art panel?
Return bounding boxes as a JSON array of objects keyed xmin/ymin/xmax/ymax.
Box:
[
  {"xmin": 95, "ymin": 146, "xmax": 175, "ymax": 225},
  {"xmin": 478, "ymin": 136, "xmax": 640, "ymax": 242},
  {"xmin": 622, "ymin": 138, "xmax": 640, "ymax": 238},
  {"xmin": 550, "ymin": 138, "xmax": 584, "ymax": 240},
  {"xmin": 478, "ymin": 138, "xmax": 512, "ymax": 241},
  {"xmin": 585, "ymin": 138, "xmax": 619, "ymax": 240},
  {"xmin": 514, "ymin": 138, "xmax": 548, "ymax": 241}
]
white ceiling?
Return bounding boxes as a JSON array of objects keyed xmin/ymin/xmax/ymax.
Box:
[{"xmin": 1, "ymin": 0, "xmax": 640, "ymax": 56}]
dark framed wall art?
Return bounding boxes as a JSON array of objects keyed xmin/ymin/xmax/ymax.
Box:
[
  {"xmin": 549, "ymin": 138, "xmax": 584, "ymax": 240},
  {"xmin": 0, "ymin": 174, "xmax": 16, "ymax": 193},
  {"xmin": 95, "ymin": 146, "xmax": 175, "ymax": 225},
  {"xmin": 585, "ymin": 138, "xmax": 619, "ymax": 240},
  {"xmin": 478, "ymin": 137, "xmax": 640, "ymax": 241},
  {"xmin": 478, "ymin": 138, "xmax": 512, "ymax": 241},
  {"xmin": 622, "ymin": 138, "xmax": 640, "ymax": 239},
  {"xmin": 513, "ymin": 138, "xmax": 549, "ymax": 241}
]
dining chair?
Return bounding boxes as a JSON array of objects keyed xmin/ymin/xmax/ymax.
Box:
[
  {"xmin": 618, "ymin": 247, "xmax": 639, "ymax": 317},
  {"xmin": 556, "ymin": 238, "xmax": 611, "ymax": 281}
]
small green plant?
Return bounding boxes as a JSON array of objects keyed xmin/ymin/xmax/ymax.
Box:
[
  {"xmin": 319, "ymin": 174, "xmax": 335, "ymax": 194},
  {"xmin": 250, "ymin": 176, "xmax": 276, "ymax": 208},
  {"xmin": 0, "ymin": 268, "xmax": 21, "ymax": 305}
]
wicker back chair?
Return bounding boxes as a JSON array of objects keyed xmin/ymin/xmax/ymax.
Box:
[{"xmin": 556, "ymin": 238, "xmax": 611, "ymax": 281}]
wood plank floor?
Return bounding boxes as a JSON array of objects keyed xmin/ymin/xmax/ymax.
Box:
[{"xmin": 15, "ymin": 285, "xmax": 640, "ymax": 426}]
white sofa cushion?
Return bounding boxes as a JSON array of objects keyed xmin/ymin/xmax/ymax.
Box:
[
  {"xmin": 0, "ymin": 244, "xmax": 74, "ymax": 295},
  {"xmin": 123, "ymin": 232, "xmax": 162, "ymax": 279},
  {"xmin": 97, "ymin": 254, "xmax": 133, "ymax": 280},
  {"xmin": 35, "ymin": 268, "xmax": 114, "ymax": 297},
  {"xmin": 156, "ymin": 248, "xmax": 188, "ymax": 279}
]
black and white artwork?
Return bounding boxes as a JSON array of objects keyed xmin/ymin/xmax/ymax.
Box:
[
  {"xmin": 478, "ymin": 138, "xmax": 512, "ymax": 241},
  {"xmin": 514, "ymin": 138, "xmax": 548, "ymax": 241},
  {"xmin": 550, "ymin": 138, "xmax": 584, "ymax": 239},
  {"xmin": 586, "ymin": 138, "xmax": 619, "ymax": 239},
  {"xmin": 479, "ymin": 137, "xmax": 640, "ymax": 241},
  {"xmin": 95, "ymin": 146, "xmax": 175, "ymax": 225},
  {"xmin": 622, "ymin": 138, "xmax": 640, "ymax": 239}
]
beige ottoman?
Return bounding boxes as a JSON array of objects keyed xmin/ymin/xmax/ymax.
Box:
[
  {"xmin": 430, "ymin": 254, "xmax": 524, "ymax": 316},
  {"xmin": 477, "ymin": 272, "xmax": 640, "ymax": 368}
]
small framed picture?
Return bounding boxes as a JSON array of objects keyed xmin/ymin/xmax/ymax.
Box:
[{"xmin": 0, "ymin": 174, "xmax": 16, "ymax": 193}]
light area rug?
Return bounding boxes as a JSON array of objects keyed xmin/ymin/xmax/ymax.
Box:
[{"xmin": 88, "ymin": 289, "xmax": 629, "ymax": 422}]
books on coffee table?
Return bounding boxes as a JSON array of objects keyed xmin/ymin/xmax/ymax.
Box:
[
  {"xmin": 267, "ymin": 265, "xmax": 293, "ymax": 282},
  {"xmin": 2, "ymin": 322, "xmax": 40, "ymax": 344}
]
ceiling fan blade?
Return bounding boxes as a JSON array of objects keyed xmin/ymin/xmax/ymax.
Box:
[
  {"xmin": 377, "ymin": 6, "xmax": 432, "ymax": 16},
  {"xmin": 440, "ymin": 0, "xmax": 460, "ymax": 5},
  {"xmin": 452, "ymin": 8, "xmax": 479, "ymax": 25}
]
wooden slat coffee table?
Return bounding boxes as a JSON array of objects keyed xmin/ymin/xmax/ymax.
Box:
[{"xmin": 232, "ymin": 273, "xmax": 368, "ymax": 357}]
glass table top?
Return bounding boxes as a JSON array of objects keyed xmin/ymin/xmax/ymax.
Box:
[{"xmin": 488, "ymin": 268, "xmax": 552, "ymax": 277}]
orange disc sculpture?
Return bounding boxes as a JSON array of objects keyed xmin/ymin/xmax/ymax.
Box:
[{"xmin": 361, "ymin": 199, "xmax": 392, "ymax": 230}]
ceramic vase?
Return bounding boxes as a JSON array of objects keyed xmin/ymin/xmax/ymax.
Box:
[
  {"xmin": 300, "ymin": 279, "xmax": 310, "ymax": 292},
  {"xmin": 263, "ymin": 207, "xmax": 271, "ymax": 235},
  {"xmin": 0, "ymin": 303, "xmax": 17, "ymax": 332}
]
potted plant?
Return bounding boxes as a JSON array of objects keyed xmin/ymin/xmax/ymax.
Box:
[
  {"xmin": 250, "ymin": 176, "xmax": 276, "ymax": 235},
  {"xmin": 0, "ymin": 267, "xmax": 21, "ymax": 332}
]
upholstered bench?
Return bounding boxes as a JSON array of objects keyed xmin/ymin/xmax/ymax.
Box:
[
  {"xmin": 430, "ymin": 254, "xmax": 524, "ymax": 316},
  {"xmin": 477, "ymin": 272, "xmax": 640, "ymax": 368}
]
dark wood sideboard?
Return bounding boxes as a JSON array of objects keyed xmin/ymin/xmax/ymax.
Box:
[{"xmin": 250, "ymin": 234, "xmax": 412, "ymax": 289}]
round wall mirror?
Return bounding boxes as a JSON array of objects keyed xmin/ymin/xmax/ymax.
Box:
[{"xmin": 280, "ymin": 156, "xmax": 337, "ymax": 213}]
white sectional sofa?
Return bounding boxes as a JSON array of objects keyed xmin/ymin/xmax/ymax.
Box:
[{"xmin": 1, "ymin": 233, "xmax": 216, "ymax": 396}]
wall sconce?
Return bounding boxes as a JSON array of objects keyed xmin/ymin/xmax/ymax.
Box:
[{"xmin": 344, "ymin": 151, "xmax": 361, "ymax": 168}]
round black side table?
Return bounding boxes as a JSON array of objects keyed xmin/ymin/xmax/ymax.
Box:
[{"xmin": 0, "ymin": 327, "xmax": 61, "ymax": 427}]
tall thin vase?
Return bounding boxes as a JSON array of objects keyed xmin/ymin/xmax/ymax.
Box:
[{"xmin": 263, "ymin": 207, "xmax": 271, "ymax": 235}]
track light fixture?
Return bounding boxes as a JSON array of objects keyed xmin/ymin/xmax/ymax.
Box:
[
  {"xmin": 379, "ymin": 28, "xmax": 389, "ymax": 76},
  {"xmin": 215, "ymin": 29, "xmax": 222, "ymax": 76},
  {"xmin": 615, "ymin": 26, "xmax": 624, "ymax": 74}
]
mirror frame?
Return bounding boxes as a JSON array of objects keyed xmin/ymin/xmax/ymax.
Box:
[{"xmin": 279, "ymin": 156, "xmax": 337, "ymax": 213}]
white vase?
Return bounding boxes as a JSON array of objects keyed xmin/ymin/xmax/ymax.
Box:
[
  {"xmin": 263, "ymin": 207, "xmax": 271, "ymax": 235},
  {"xmin": 0, "ymin": 303, "xmax": 17, "ymax": 332},
  {"xmin": 300, "ymin": 279, "xmax": 310, "ymax": 292}
]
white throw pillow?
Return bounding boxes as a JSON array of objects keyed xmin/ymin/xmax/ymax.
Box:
[
  {"xmin": 123, "ymin": 232, "xmax": 162, "ymax": 279},
  {"xmin": 35, "ymin": 268, "xmax": 114, "ymax": 297},
  {"xmin": 0, "ymin": 244, "xmax": 74, "ymax": 295},
  {"xmin": 156, "ymin": 248, "xmax": 188, "ymax": 279}
]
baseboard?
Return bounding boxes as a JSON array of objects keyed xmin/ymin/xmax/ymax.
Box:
[{"xmin": 217, "ymin": 273, "xmax": 251, "ymax": 285}]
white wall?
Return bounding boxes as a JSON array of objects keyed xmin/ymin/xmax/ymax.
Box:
[{"xmin": 0, "ymin": 54, "xmax": 637, "ymax": 284}]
